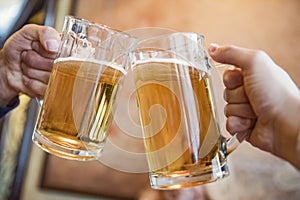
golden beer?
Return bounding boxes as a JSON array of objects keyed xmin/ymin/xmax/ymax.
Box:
[
  {"xmin": 34, "ymin": 57, "xmax": 125, "ymax": 160},
  {"xmin": 133, "ymin": 59, "xmax": 227, "ymax": 189}
]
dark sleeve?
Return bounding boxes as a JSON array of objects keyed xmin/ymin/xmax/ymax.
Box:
[
  {"xmin": 0, "ymin": 97, "xmax": 20, "ymax": 119},
  {"xmin": 297, "ymin": 132, "xmax": 300, "ymax": 169}
]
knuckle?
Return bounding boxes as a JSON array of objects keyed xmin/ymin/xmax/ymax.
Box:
[
  {"xmin": 22, "ymin": 51, "xmax": 35, "ymax": 66},
  {"xmin": 223, "ymin": 89, "xmax": 230, "ymax": 102},
  {"xmin": 40, "ymin": 26, "xmax": 56, "ymax": 36},
  {"xmin": 21, "ymin": 64, "xmax": 29, "ymax": 75},
  {"xmin": 25, "ymin": 79, "xmax": 34, "ymax": 91},
  {"xmin": 248, "ymin": 49, "xmax": 268, "ymax": 65},
  {"xmin": 224, "ymin": 104, "xmax": 230, "ymax": 117},
  {"xmin": 226, "ymin": 120, "xmax": 235, "ymax": 134},
  {"xmin": 41, "ymin": 26, "xmax": 51, "ymax": 34},
  {"xmin": 22, "ymin": 24, "xmax": 35, "ymax": 31}
]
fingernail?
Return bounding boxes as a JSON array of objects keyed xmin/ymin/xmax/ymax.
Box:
[
  {"xmin": 46, "ymin": 39, "xmax": 59, "ymax": 52},
  {"xmin": 208, "ymin": 43, "xmax": 219, "ymax": 53}
]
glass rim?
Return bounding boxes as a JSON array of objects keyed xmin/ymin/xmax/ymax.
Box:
[
  {"xmin": 131, "ymin": 31, "xmax": 205, "ymax": 53},
  {"xmin": 65, "ymin": 15, "xmax": 137, "ymax": 40}
]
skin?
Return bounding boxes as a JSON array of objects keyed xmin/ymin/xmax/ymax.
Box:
[
  {"xmin": 0, "ymin": 24, "xmax": 60, "ymax": 107},
  {"xmin": 208, "ymin": 44, "xmax": 300, "ymax": 169}
]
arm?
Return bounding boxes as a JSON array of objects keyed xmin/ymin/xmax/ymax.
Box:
[
  {"xmin": 208, "ymin": 44, "xmax": 300, "ymax": 169},
  {"xmin": 0, "ymin": 24, "xmax": 60, "ymax": 117}
]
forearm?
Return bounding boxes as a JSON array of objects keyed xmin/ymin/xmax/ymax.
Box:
[{"xmin": 0, "ymin": 50, "xmax": 18, "ymax": 107}]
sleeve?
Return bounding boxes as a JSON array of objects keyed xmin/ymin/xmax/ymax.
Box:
[
  {"xmin": 297, "ymin": 132, "xmax": 300, "ymax": 168},
  {"xmin": 0, "ymin": 97, "xmax": 20, "ymax": 119}
]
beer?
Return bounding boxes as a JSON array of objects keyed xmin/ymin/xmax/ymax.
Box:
[
  {"xmin": 34, "ymin": 57, "xmax": 125, "ymax": 160},
  {"xmin": 133, "ymin": 59, "xmax": 227, "ymax": 188}
]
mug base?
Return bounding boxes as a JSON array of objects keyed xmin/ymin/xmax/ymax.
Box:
[
  {"xmin": 32, "ymin": 131, "xmax": 102, "ymax": 161},
  {"xmin": 149, "ymin": 162, "xmax": 229, "ymax": 190}
]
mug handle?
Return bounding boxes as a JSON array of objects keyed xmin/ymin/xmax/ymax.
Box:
[
  {"xmin": 210, "ymin": 61, "xmax": 249, "ymax": 154},
  {"xmin": 35, "ymin": 97, "xmax": 43, "ymax": 107},
  {"xmin": 226, "ymin": 132, "xmax": 249, "ymax": 154}
]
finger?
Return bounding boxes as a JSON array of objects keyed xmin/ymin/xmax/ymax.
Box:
[
  {"xmin": 208, "ymin": 43, "xmax": 273, "ymax": 71},
  {"xmin": 21, "ymin": 50, "xmax": 54, "ymax": 71},
  {"xmin": 31, "ymin": 41, "xmax": 57, "ymax": 59},
  {"xmin": 21, "ymin": 63, "xmax": 51, "ymax": 84},
  {"xmin": 224, "ymin": 86, "xmax": 249, "ymax": 103},
  {"xmin": 223, "ymin": 68, "xmax": 243, "ymax": 89},
  {"xmin": 21, "ymin": 24, "xmax": 60, "ymax": 53},
  {"xmin": 225, "ymin": 103, "xmax": 256, "ymax": 118},
  {"xmin": 22, "ymin": 75, "xmax": 47, "ymax": 98},
  {"xmin": 226, "ymin": 116, "xmax": 255, "ymax": 135}
]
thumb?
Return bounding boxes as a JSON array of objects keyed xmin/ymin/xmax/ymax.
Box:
[
  {"xmin": 21, "ymin": 24, "xmax": 60, "ymax": 53},
  {"xmin": 208, "ymin": 43, "xmax": 268, "ymax": 71},
  {"xmin": 37, "ymin": 26, "xmax": 60, "ymax": 53}
]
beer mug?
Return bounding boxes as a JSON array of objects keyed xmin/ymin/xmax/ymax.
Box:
[
  {"xmin": 32, "ymin": 16, "xmax": 136, "ymax": 160},
  {"xmin": 130, "ymin": 32, "xmax": 244, "ymax": 189}
]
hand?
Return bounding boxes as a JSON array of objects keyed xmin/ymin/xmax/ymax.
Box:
[
  {"xmin": 208, "ymin": 44, "xmax": 300, "ymax": 168},
  {"xmin": 0, "ymin": 24, "xmax": 60, "ymax": 106}
]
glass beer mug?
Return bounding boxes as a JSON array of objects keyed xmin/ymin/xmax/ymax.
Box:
[
  {"xmin": 130, "ymin": 32, "xmax": 244, "ymax": 189},
  {"xmin": 32, "ymin": 16, "xmax": 136, "ymax": 160}
]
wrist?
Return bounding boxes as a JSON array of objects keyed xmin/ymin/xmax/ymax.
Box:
[{"xmin": 274, "ymin": 92, "xmax": 300, "ymax": 169}]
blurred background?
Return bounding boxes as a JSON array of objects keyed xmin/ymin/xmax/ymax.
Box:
[{"xmin": 0, "ymin": 0, "xmax": 299, "ymax": 199}]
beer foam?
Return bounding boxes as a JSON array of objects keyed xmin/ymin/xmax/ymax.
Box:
[
  {"xmin": 133, "ymin": 58, "xmax": 208, "ymax": 72},
  {"xmin": 55, "ymin": 57, "xmax": 127, "ymax": 74}
]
